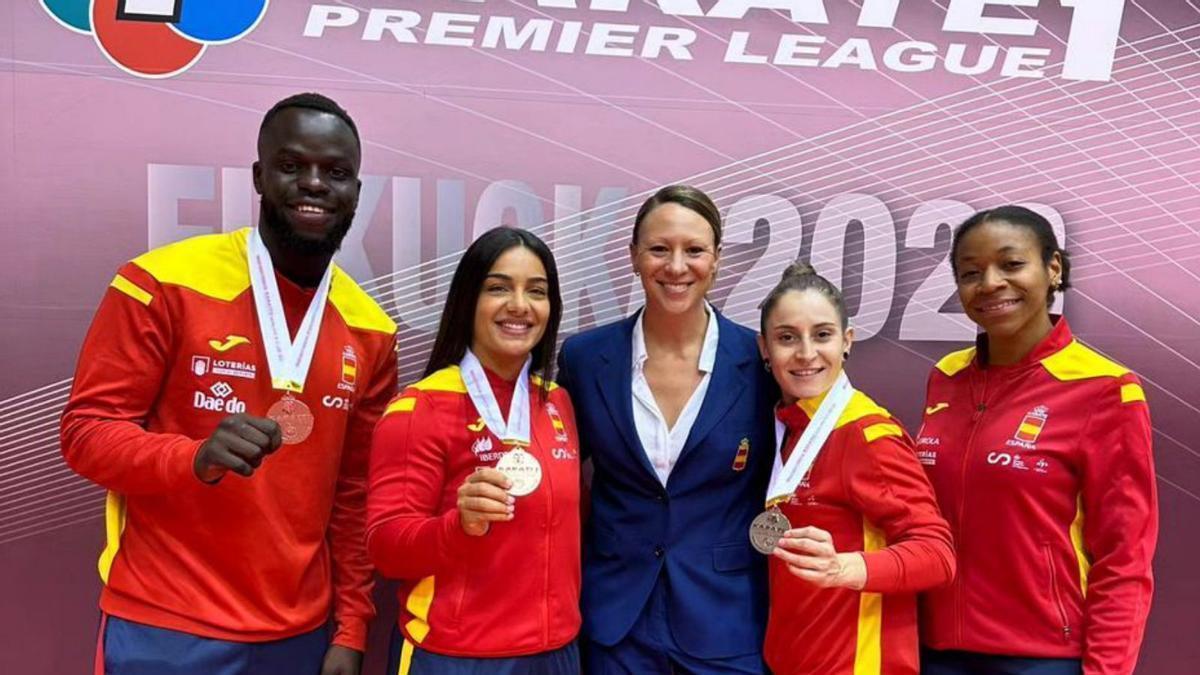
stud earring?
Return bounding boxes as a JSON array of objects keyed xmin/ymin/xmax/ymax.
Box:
[
  {"xmin": 843, "ymin": 351, "xmax": 850, "ymax": 361},
  {"xmin": 763, "ymin": 360, "xmax": 771, "ymax": 372}
]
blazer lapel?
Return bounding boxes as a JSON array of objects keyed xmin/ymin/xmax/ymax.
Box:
[
  {"xmin": 675, "ymin": 313, "xmax": 751, "ymax": 469},
  {"xmin": 595, "ymin": 314, "xmax": 658, "ymax": 480}
]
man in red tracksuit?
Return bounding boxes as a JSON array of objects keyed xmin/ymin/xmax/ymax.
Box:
[
  {"xmin": 366, "ymin": 364, "xmax": 582, "ymax": 669},
  {"xmin": 61, "ymin": 94, "xmax": 397, "ymax": 675},
  {"xmin": 917, "ymin": 317, "xmax": 1156, "ymax": 675}
]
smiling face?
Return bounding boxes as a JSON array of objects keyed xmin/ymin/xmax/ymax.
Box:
[
  {"xmin": 253, "ymin": 107, "xmax": 361, "ymax": 256},
  {"xmin": 470, "ymin": 245, "xmax": 551, "ymax": 377},
  {"xmin": 953, "ymin": 219, "xmax": 1062, "ymax": 343},
  {"xmin": 630, "ymin": 203, "xmax": 719, "ymax": 316},
  {"xmin": 757, "ymin": 289, "xmax": 853, "ymax": 406}
]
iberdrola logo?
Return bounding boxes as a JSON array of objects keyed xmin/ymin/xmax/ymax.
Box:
[{"xmin": 42, "ymin": 0, "xmax": 269, "ymax": 79}]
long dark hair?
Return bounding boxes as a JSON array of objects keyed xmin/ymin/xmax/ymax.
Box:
[{"xmin": 424, "ymin": 227, "xmax": 563, "ymax": 396}]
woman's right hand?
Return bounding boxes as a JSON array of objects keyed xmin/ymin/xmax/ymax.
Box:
[{"xmin": 456, "ymin": 468, "xmax": 515, "ymax": 536}]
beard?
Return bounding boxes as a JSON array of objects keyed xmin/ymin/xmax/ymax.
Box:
[{"xmin": 259, "ymin": 198, "xmax": 354, "ymax": 257}]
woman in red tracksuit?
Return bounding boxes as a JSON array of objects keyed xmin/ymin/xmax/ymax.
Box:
[
  {"xmin": 367, "ymin": 227, "xmax": 581, "ymax": 674},
  {"xmin": 756, "ymin": 262, "xmax": 956, "ymax": 675},
  {"xmin": 917, "ymin": 206, "xmax": 1156, "ymax": 675}
]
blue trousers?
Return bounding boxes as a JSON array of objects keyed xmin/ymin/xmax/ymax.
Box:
[
  {"xmin": 99, "ymin": 614, "xmax": 328, "ymax": 675},
  {"xmin": 386, "ymin": 626, "xmax": 580, "ymax": 675},
  {"xmin": 585, "ymin": 578, "xmax": 765, "ymax": 675},
  {"xmin": 921, "ymin": 648, "xmax": 1083, "ymax": 675}
]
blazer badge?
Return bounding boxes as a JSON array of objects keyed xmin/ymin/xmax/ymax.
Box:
[{"xmin": 732, "ymin": 437, "xmax": 750, "ymax": 471}]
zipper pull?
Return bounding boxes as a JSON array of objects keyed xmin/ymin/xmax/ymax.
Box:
[
  {"xmin": 1063, "ymin": 625, "xmax": 1072, "ymax": 639},
  {"xmin": 972, "ymin": 403, "xmax": 986, "ymax": 421}
]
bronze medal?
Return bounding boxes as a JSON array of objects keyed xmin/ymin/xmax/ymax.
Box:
[
  {"xmin": 749, "ymin": 506, "xmax": 791, "ymax": 555},
  {"xmin": 267, "ymin": 393, "xmax": 314, "ymax": 445},
  {"xmin": 496, "ymin": 447, "xmax": 542, "ymax": 497}
]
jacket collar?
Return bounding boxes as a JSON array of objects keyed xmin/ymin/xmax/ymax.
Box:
[
  {"xmin": 974, "ymin": 315, "xmax": 1074, "ymax": 372},
  {"xmin": 631, "ymin": 302, "xmax": 720, "ymax": 376},
  {"xmin": 594, "ymin": 308, "xmax": 754, "ymax": 485}
]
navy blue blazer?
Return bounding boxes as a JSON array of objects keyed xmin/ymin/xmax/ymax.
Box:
[{"xmin": 557, "ymin": 310, "xmax": 775, "ymax": 659}]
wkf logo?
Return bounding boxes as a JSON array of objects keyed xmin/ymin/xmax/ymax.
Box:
[{"xmin": 41, "ymin": 0, "xmax": 269, "ymax": 78}]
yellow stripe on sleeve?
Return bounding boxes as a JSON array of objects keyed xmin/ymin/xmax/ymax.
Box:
[
  {"xmin": 863, "ymin": 423, "xmax": 903, "ymax": 443},
  {"xmin": 1070, "ymin": 496, "xmax": 1091, "ymax": 597},
  {"xmin": 110, "ymin": 274, "xmax": 153, "ymax": 306},
  {"xmin": 97, "ymin": 491, "xmax": 127, "ymax": 584},
  {"xmin": 404, "ymin": 576, "xmax": 435, "ymax": 643},
  {"xmin": 1120, "ymin": 383, "xmax": 1146, "ymax": 404},
  {"xmin": 396, "ymin": 637, "xmax": 415, "ymax": 675},
  {"xmin": 385, "ymin": 397, "xmax": 417, "ymax": 416},
  {"xmin": 854, "ymin": 522, "xmax": 886, "ymax": 675}
]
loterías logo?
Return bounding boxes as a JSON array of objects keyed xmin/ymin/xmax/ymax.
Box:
[{"xmin": 41, "ymin": 0, "xmax": 269, "ymax": 79}]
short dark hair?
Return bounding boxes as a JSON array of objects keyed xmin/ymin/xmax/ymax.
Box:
[
  {"xmin": 631, "ymin": 185, "xmax": 723, "ymax": 248},
  {"xmin": 424, "ymin": 227, "xmax": 563, "ymax": 396},
  {"xmin": 951, "ymin": 205, "xmax": 1071, "ymax": 305},
  {"xmin": 259, "ymin": 92, "xmax": 360, "ymax": 150},
  {"xmin": 758, "ymin": 262, "xmax": 848, "ymax": 334}
]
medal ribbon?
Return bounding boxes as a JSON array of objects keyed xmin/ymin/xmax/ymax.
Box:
[
  {"xmin": 765, "ymin": 370, "xmax": 854, "ymax": 507},
  {"xmin": 248, "ymin": 228, "xmax": 333, "ymax": 393},
  {"xmin": 460, "ymin": 349, "xmax": 532, "ymax": 446}
]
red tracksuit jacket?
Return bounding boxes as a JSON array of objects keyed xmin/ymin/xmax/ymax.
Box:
[
  {"xmin": 61, "ymin": 228, "xmax": 397, "ymax": 650},
  {"xmin": 367, "ymin": 365, "xmax": 582, "ymax": 658},
  {"xmin": 916, "ymin": 318, "xmax": 1156, "ymax": 674},
  {"xmin": 765, "ymin": 388, "xmax": 955, "ymax": 675}
]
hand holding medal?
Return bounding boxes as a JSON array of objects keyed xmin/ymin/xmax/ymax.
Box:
[
  {"xmin": 751, "ymin": 372, "xmax": 853, "ymax": 554},
  {"xmin": 193, "ymin": 413, "xmax": 283, "ymax": 483},
  {"xmin": 750, "ymin": 505, "xmax": 792, "ymax": 555},
  {"xmin": 495, "ymin": 445, "xmax": 542, "ymax": 497},
  {"xmin": 466, "ymin": 347, "xmax": 541, "ymax": 462},
  {"xmin": 457, "ymin": 468, "xmax": 516, "ymax": 536},
  {"xmin": 266, "ymin": 392, "xmax": 314, "ymax": 445},
  {"xmin": 772, "ymin": 525, "xmax": 867, "ymax": 590}
]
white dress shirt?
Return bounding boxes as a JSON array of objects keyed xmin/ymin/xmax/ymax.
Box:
[{"xmin": 630, "ymin": 306, "xmax": 720, "ymax": 486}]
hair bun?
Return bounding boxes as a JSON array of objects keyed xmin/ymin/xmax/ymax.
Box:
[{"xmin": 781, "ymin": 261, "xmax": 817, "ymax": 281}]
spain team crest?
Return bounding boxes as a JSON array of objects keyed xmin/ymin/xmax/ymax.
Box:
[
  {"xmin": 546, "ymin": 403, "xmax": 569, "ymax": 443},
  {"xmin": 341, "ymin": 345, "xmax": 357, "ymax": 387},
  {"xmin": 1014, "ymin": 405, "xmax": 1049, "ymax": 443},
  {"xmin": 732, "ymin": 437, "xmax": 750, "ymax": 471}
]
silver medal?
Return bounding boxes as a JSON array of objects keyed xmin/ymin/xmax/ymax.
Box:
[{"xmin": 749, "ymin": 506, "xmax": 791, "ymax": 555}]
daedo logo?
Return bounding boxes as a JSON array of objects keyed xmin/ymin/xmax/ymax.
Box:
[
  {"xmin": 193, "ymin": 380, "xmax": 246, "ymax": 413},
  {"xmin": 41, "ymin": 0, "xmax": 269, "ymax": 78}
]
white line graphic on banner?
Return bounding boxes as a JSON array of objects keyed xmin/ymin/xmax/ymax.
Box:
[{"xmin": 2, "ymin": 18, "xmax": 1198, "ymax": 540}]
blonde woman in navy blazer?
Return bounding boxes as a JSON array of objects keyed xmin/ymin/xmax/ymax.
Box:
[{"xmin": 557, "ymin": 185, "xmax": 775, "ymax": 674}]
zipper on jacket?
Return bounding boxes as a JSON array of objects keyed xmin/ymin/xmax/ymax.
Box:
[
  {"xmin": 956, "ymin": 369, "xmax": 989, "ymax": 646},
  {"xmin": 1044, "ymin": 544, "xmax": 1072, "ymax": 642}
]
